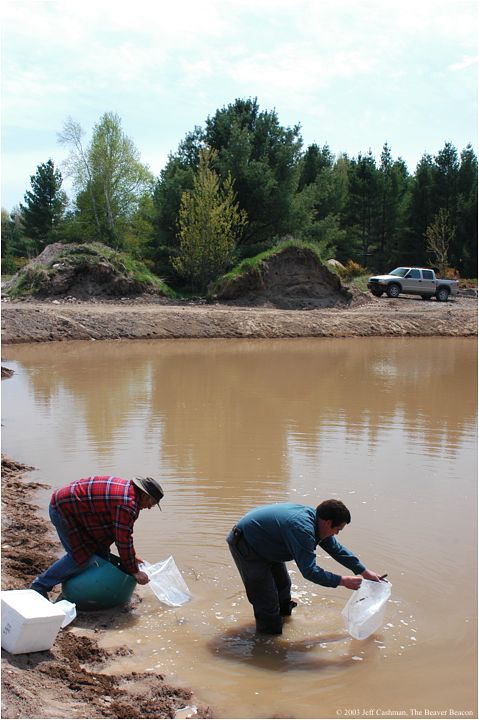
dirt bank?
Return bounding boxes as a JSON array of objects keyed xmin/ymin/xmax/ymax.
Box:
[
  {"xmin": 1, "ymin": 455, "xmax": 213, "ymax": 719},
  {"xmin": 2, "ymin": 294, "xmax": 477, "ymax": 344}
]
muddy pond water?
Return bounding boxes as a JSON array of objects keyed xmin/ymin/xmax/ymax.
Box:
[{"xmin": 2, "ymin": 337, "xmax": 477, "ymax": 719}]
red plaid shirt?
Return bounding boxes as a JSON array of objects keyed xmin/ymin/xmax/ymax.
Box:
[{"xmin": 51, "ymin": 476, "xmax": 141, "ymax": 574}]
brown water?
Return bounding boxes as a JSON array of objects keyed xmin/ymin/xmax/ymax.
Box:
[{"xmin": 2, "ymin": 337, "xmax": 477, "ymax": 719}]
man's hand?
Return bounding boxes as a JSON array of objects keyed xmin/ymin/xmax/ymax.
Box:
[
  {"xmin": 340, "ymin": 575, "xmax": 362, "ymax": 590},
  {"xmin": 133, "ymin": 570, "xmax": 150, "ymax": 585},
  {"xmin": 361, "ymin": 569, "xmax": 385, "ymax": 582}
]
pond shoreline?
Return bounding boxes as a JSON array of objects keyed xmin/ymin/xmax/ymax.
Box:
[{"xmin": 1, "ymin": 295, "xmax": 477, "ymax": 344}]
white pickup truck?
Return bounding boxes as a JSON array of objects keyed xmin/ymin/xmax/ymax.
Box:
[{"xmin": 367, "ymin": 267, "xmax": 458, "ymax": 302}]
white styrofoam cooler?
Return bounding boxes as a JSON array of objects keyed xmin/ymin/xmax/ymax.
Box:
[{"xmin": 1, "ymin": 589, "xmax": 66, "ymax": 654}]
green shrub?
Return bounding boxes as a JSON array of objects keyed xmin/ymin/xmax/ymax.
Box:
[
  {"xmin": 1, "ymin": 256, "xmax": 17, "ymax": 275},
  {"xmin": 336, "ymin": 260, "xmax": 367, "ymax": 281},
  {"xmin": 350, "ymin": 274, "xmax": 370, "ymax": 292}
]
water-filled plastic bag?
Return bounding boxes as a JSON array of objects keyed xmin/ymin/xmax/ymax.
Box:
[
  {"xmin": 140, "ymin": 557, "xmax": 192, "ymax": 607},
  {"xmin": 342, "ymin": 579, "xmax": 391, "ymax": 640},
  {"xmin": 62, "ymin": 554, "xmax": 136, "ymax": 610}
]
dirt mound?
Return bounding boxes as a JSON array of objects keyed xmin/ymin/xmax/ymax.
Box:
[
  {"xmin": 2, "ymin": 243, "xmax": 168, "ymax": 300},
  {"xmin": 213, "ymin": 245, "xmax": 371, "ymax": 309}
]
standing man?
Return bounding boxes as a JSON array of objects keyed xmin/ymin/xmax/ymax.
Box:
[
  {"xmin": 227, "ymin": 499, "xmax": 383, "ymax": 634},
  {"xmin": 31, "ymin": 475, "xmax": 164, "ymax": 599}
]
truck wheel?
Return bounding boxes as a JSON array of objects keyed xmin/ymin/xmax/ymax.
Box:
[
  {"xmin": 371, "ymin": 289, "xmax": 383, "ymax": 297},
  {"xmin": 436, "ymin": 287, "xmax": 450, "ymax": 302},
  {"xmin": 386, "ymin": 283, "xmax": 400, "ymax": 299}
]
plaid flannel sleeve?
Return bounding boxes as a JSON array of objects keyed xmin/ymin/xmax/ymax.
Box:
[{"xmin": 113, "ymin": 504, "xmax": 139, "ymax": 574}]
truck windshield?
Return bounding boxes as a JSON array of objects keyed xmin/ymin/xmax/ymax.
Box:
[{"xmin": 389, "ymin": 268, "xmax": 409, "ymax": 277}]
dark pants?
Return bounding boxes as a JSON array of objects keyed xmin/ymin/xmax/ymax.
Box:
[{"xmin": 227, "ymin": 527, "xmax": 295, "ymax": 634}]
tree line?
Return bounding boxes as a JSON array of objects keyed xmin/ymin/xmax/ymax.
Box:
[{"xmin": 2, "ymin": 98, "xmax": 477, "ymax": 290}]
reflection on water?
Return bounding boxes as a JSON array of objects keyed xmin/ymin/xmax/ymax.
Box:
[
  {"xmin": 208, "ymin": 623, "xmax": 353, "ymax": 672},
  {"xmin": 2, "ymin": 338, "xmax": 476, "ymax": 488},
  {"xmin": 2, "ymin": 337, "xmax": 477, "ymax": 719}
]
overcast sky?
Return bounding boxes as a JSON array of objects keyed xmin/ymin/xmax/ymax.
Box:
[{"xmin": 1, "ymin": 0, "xmax": 477, "ymax": 211}]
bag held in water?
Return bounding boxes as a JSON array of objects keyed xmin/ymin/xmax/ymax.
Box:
[
  {"xmin": 341, "ymin": 579, "xmax": 391, "ymax": 640},
  {"xmin": 140, "ymin": 556, "xmax": 192, "ymax": 607}
]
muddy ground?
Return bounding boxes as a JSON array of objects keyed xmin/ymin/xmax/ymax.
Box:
[
  {"xmin": 1, "ymin": 294, "xmax": 477, "ymax": 344},
  {"xmin": 1, "ymin": 295, "xmax": 476, "ymax": 719},
  {"xmin": 1, "ymin": 455, "xmax": 213, "ymax": 719}
]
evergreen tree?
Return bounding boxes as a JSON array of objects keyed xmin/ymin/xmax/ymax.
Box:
[
  {"xmin": 153, "ymin": 98, "xmax": 303, "ymax": 265},
  {"xmin": 298, "ymin": 143, "xmax": 334, "ymax": 191},
  {"xmin": 152, "ymin": 144, "xmax": 197, "ymax": 273},
  {"xmin": 298, "ymin": 146, "xmax": 348, "ymax": 257},
  {"xmin": 377, "ymin": 144, "xmax": 410, "ymax": 269},
  {"xmin": 431, "ymin": 142, "xmax": 460, "ymax": 268},
  {"xmin": 455, "ymin": 144, "xmax": 478, "ymax": 276},
  {"xmin": 344, "ymin": 151, "xmax": 380, "ymax": 265},
  {"xmin": 404, "ymin": 153, "xmax": 435, "ymax": 266},
  {"xmin": 433, "ymin": 142, "xmax": 459, "ymax": 218},
  {"xmin": 20, "ymin": 159, "xmax": 67, "ymax": 253},
  {"xmin": 205, "ymin": 98, "xmax": 302, "ymax": 249}
]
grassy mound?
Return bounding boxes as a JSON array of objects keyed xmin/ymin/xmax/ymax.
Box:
[{"xmin": 3, "ymin": 243, "xmax": 174, "ymax": 300}]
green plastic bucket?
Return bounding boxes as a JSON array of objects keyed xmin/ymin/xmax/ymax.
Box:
[{"xmin": 62, "ymin": 554, "xmax": 136, "ymax": 610}]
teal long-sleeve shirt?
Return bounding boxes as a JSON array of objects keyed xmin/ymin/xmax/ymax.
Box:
[{"xmin": 236, "ymin": 503, "xmax": 366, "ymax": 587}]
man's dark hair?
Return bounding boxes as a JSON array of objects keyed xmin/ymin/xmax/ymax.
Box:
[{"xmin": 316, "ymin": 499, "xmax": 351, "ymax": 527}]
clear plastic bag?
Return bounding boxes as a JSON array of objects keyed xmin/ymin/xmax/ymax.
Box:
[
  {"xmin": 140, "ymin": 557, "xmax": 192, "ymax": 607},
  {"xmin": 341, "ymin": 579, "xmax": 391, "ymax": 640}
]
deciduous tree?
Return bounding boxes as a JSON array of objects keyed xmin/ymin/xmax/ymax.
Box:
[
  {"xmin": 1, "ymin": 206, "xmax": 28, "ymax": 267},
  {"xmin": 59, "ymin": 113, "xmax": 153, "ymax": 248},
  {"xmin": 172, "ymin": 148, "xmax": 247, "ymax": 291},
  {"xmin": 425, "ymin": 208, "xmax": 454, "ymax": 276}
]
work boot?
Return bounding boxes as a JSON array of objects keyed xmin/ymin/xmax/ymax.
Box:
[
  {"xmin": 280, "ymin": 600, "xmax": 298, "ymax": 617},
  {"xmin": 30, "ymin": 582, "xmax": 50, "ymax": 599}
]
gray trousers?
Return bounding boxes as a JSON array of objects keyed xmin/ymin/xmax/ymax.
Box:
[{"xmin": 227, "ymin": 527, "xmax": 295, "ymax": 634}]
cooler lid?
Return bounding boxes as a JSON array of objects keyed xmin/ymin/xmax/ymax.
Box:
[{"xmin": 1, "ymin": 589, "xmax": 66, "ymax": 621}]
